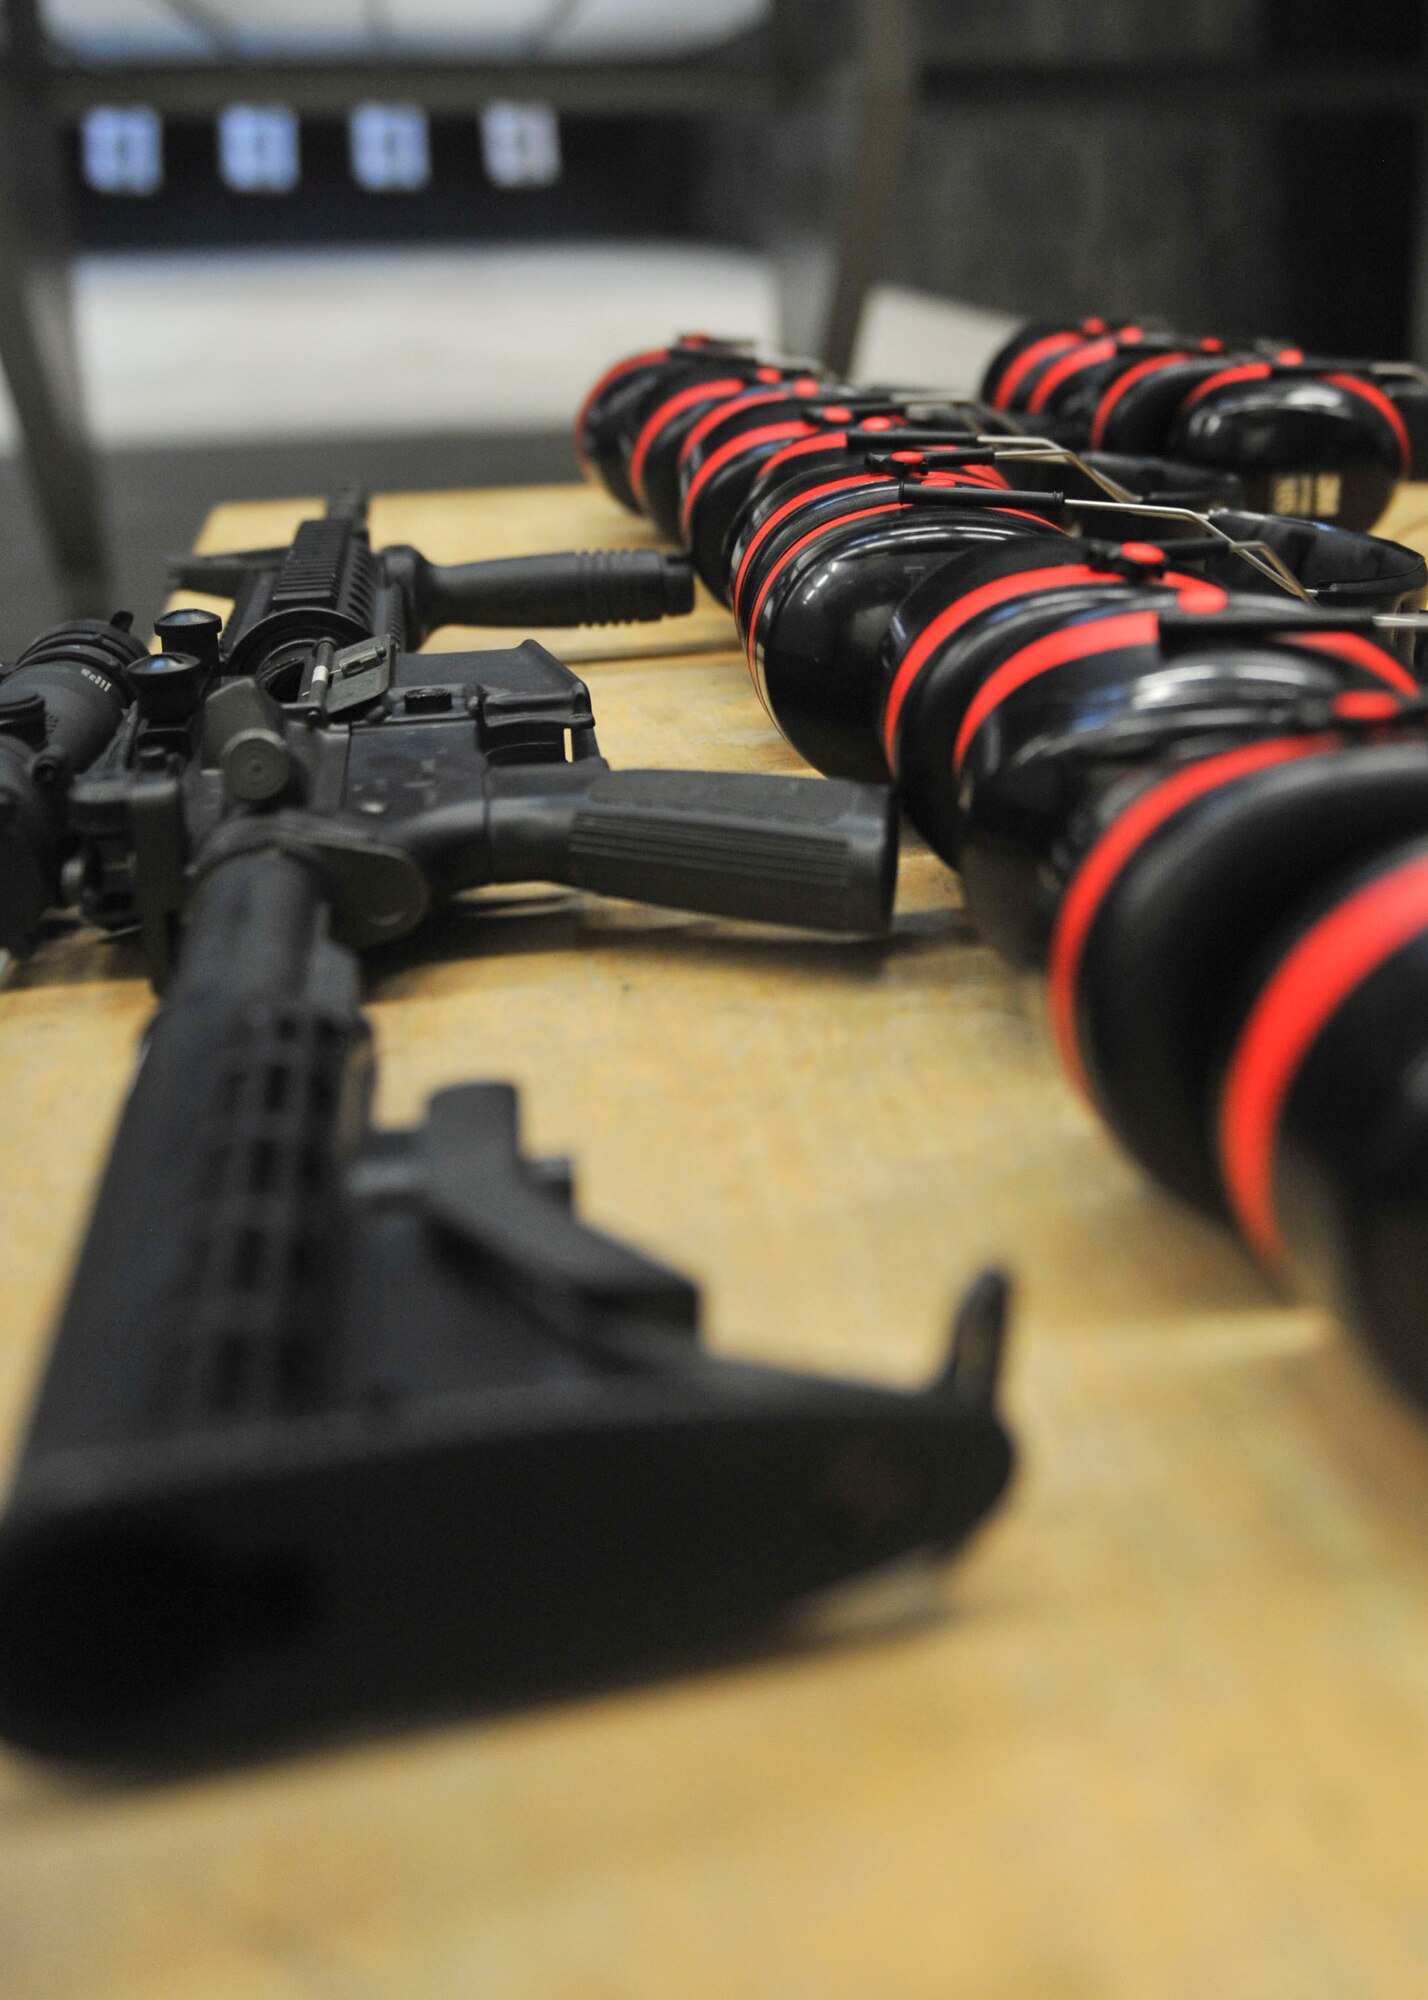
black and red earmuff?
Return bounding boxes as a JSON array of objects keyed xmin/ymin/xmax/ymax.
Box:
[
  {"xmin": 730, "ymin": 443, "xmax": 1021, "ymax": 626},
  {"xmin": 1023, "ymin": 333, "xmax": 1229, "ymax": 438},
  {"xmin": 728, "ymin": 454, "xmax": 932, "ymax": 629},
  {"xmin": 981, "ymin": 314, "xmax": 1428, "ymax": 529},
  {"xmin": 652, "ymin": 370, "xmax": 843, "ymax": 547},
  {"xmin": 1084, "ymin": 350, "xmax": 1236, "ymax": 453},
  {"xmin": 877, "ymin": 496, "xmax": 1426, "ymax": 850},
  {"xmin": 709, "ymin": 405, "xmax": 983, "ymax": 606},
  {"xmin": 979, "ymin": 317, "xmax": 1165, "ymax": 416},
  {"xmin": 1047, "ymin": 735, "xmax": 1428, "ymax": 1220},
  {"xmin": 881, "ymin": 541, "xmax": 1232, "ymax": 875},
  {"xmin": 1164, "ymin": 359, "xmax": 1411, "ymax": 528},
  {"xmin": 666, "ymin": 384, "xmax": 963, "ymax": 585},
  {"xmin": 636, "ymin": 365, "xmax": 843, "ymax": 543},
  {"xmin": 739, "ymin": 463, "xmax": 1063, "ymax": 782},
  {"xmin": 574, "ymin": 339, "xmax": 841, "ymax": 531},
  {"xmin": 1215, "ymin": 829, "xmax": 1428, "ymax": 1403},
  {"xmin": 575, "ymin": 336, "xmax": 766, "ymax": 512},
  {"xmin": 730, "ymin": 444, "xmax": 1266, "ymax": 784}
]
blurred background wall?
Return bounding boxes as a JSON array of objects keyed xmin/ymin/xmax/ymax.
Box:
[{"xmin": 0, "ymin": 0, "xmax": 1421, "ymax": 651}]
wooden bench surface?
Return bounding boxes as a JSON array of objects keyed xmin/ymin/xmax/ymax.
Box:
[{"xmin": 4, "ymin": 479, "xmax": 1428, "ymax": 1999}]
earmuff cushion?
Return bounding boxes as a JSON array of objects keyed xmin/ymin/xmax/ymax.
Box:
[
  {"xmin": 1203, "ymin": 510, "xmax": 1428, "ymax": 615},
  {"xmin": 1076, "ymin": 451, "xmax": 1243, "ymax": 509}
]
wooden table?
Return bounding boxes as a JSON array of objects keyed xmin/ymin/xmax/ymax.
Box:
[{"xmin": 5, "ymin": 481, "xmax": 1428, "ymax": 1999}]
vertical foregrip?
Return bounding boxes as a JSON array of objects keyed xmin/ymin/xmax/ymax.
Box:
[
  {"xmin": 417, "ymin": 549, "xmax": 696, "ymax": 628},
  {"xmin": 16, "ymin": 852, "xmax": 373, "ymax": 1468}
]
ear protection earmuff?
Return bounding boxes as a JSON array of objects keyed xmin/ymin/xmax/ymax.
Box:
[
  {"xmin": 575, "ymin": 336, "xmax": 766, "ymax": 512},
  {"xmin": 979, "ymin": 314, "xmax": 1428, "ymax": 531},
  {"xmin": 1051, "ymin": 740, "xmax": 1428, "ymax": 1217},
  {"xmin": 743, "ymin": 470, "xmax": 1061, "ymax": 782},
  {"xmin": 1215, "ymin": 831, "xmax": 1428, "ymax": 1403}
]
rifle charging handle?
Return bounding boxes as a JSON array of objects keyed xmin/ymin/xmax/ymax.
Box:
[{"xmin": 201, "ymin": 677, "xmax": 295, "ymax": 804}]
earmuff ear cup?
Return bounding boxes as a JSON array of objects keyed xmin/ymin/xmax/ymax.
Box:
[
  {"xmin": 1089, "ymin": 358, "xmax": 1232, "ymax": 455},
  {"xmin": 753, "ymin": 507, "xmax": 1059, "ymax": 782},
  {"xmin": 1168, "ymin": 380, "xmax": 1401, "ymax": 530},
  {"xmin": 980, "ymin": 320, "xmax": 1086, "ymax": 408},
  {"xmin": 577, "ymin": 342, "xmax": 763, "ymax": 512},
  {"xmin": 636, "ymin": 383, "xmax": 754, "ymax": 541},
  {"xmin": 1213, "ymin": 835, "xmax": 1428, "ymax": 1403},
  {"xmin": 576, "ymin": 348, "xmax": 679, "ymax": 510},
  {"xmin": 731, "ymin": 466, "xmax": 895, "ymax": 627},
  {"xmin": 1020, "ymin": 342, "xmax": 1128, "ymax": 429},
  {"xmin": 1067, "ymin": 745, "xmax": 1428, "ymax": 1218},
  {"xmin": 882, "ymin": 540, "xmax": 1167, "ymax": 866}
]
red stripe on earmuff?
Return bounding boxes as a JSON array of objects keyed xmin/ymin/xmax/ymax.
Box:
[
  {"xmin": 1285, "ymin": 629, "xmax": 1418, "ymax": 695},
  {"xmin": 1323, "ymin": 372, "xmax": 1412, "ymax": 475},
  {"xmin": 990, "ymin": 331, "xmax": 1081, "ymax": 411},
  {"xmin": 628, "ymin": 376, "xmax": 746, "ymax": 504},
  {"xmin": 1026, "ymin": 336, "xmax": 1119, "ymax": 415},
  {"xmin": 880, "ymin": 564, "xmax": 1128, "ymax": 770},
  {"xmin": 677, "ymin": 387, "xmax": 786, "ymax": 474},
  {"xmin": 1177, "ymin": 361, "xmax": 1273, "ymax": 411},
  {"xmin": 732, "ymin": 471, "xmax": 878, "ymax": 620},
  {"xmin": 952, "ymin": 609, "xmax": 1156, "ymax": 773},
  {"xmin": 1046, "ymin": 737, "xmax": 1334, "ymax": 1103},
  {"xmin": 1333, "ymin": 690, "xmax": 1403, "ymax": 720},
  {"xmin": 920, "ymin": 465, "xmax": 1008, "ymax": 487},
  {"xmin": 758, "ymin": 431, "xmax": 851, "ymax": 480},
  {"xmin": 573, "ymin": 345, "xmax": 670, "ymax": 464},
  {"xmin": 744, "ymin": 503, "xmax": 905, "ymax": 702},
  {"xmin": 1219, "ymin": 851, "xmax": 1428, "ymax": 1262},
  {"xmin": 679, "ymin": 421, "xmax": 814, "ymax": 538},
  {"xmin": 740, "ymin": 469, "xmax": 1024, "ymax": 662},
  {"xmin": 1088, "ymin": 351, "xmax": 1194, "ymax": 449}
]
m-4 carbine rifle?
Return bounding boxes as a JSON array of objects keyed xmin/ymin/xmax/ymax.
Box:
[
  {"xmin": 0, "ymin": 492, "xmax": 693, "ymax": 968},
  {"xmin": 0, "ymin": 500, "xmax": 1014, "ymax": 1765},
  {"xmin": 69, "ymin": 491, "xmax": 898, "ymax": 979}
]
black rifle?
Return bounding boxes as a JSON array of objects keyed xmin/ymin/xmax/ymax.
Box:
[
  {"xmin": 66, "ymin": 491, "xmax": 898, "ymax": 981},
  {"xmin": 0, "ymin": 496, "xmax": 699, "ymax": 967},
  {"xmin": 0, "ymin": 510, "xmax": 1014, "ymax": 1764}
]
